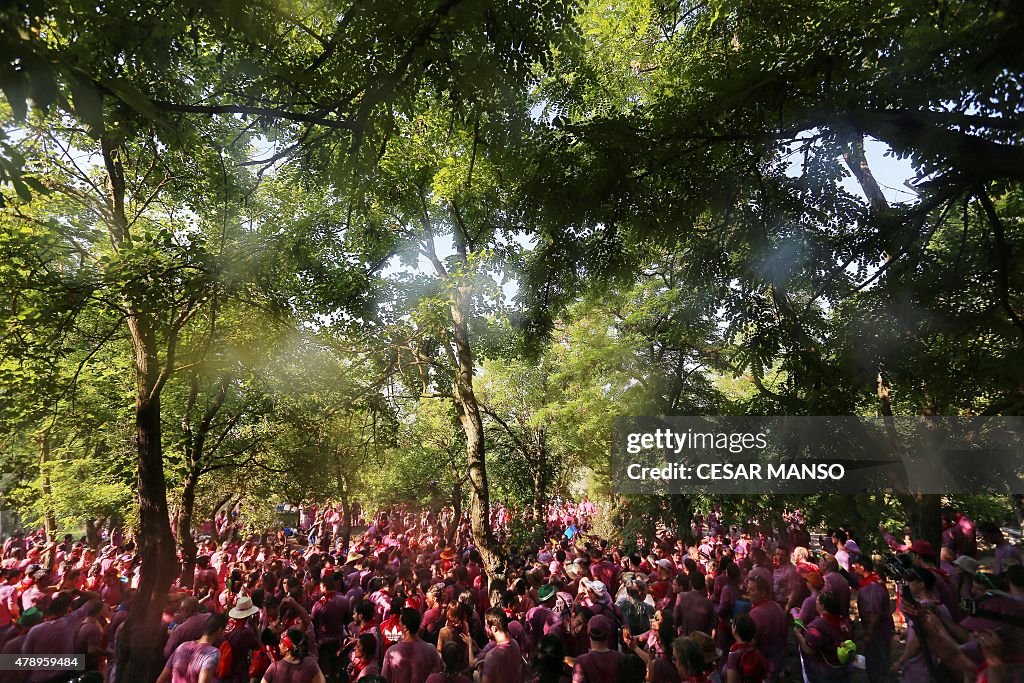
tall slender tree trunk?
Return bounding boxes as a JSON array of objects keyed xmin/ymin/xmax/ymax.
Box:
[
  {"xmin": 178, "ymin": 467, "xmax": 200, "ymax": 589},
  {"xmin": 531, "ymin": 431, "xmax": 547, "ymax": 530},
  {"xmin": 340, "ymin": 487, "xmax": 352, "ymax": 553},
  {"xmin": 38, "ymin": 430, "xmax": 56, "ymax": 541},
  {"xmin": 447, "ymin": 480, "xmax": 463, "ymax": 547},
  {"xmin": 425, "ymin": 221, "xmax": 504, "ymax": 584},
  {"xmin": 118, "ymin": 389, "xmax": 178, "ymax": 682}
]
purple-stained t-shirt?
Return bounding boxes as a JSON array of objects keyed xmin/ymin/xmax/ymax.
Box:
[
  {"xmin": 425, "ymin": 673, "xmax": 471, "ymax": 683},
  {"xmin": 0, "ymin": 584, "xmax": 17, "ymax": 628},
  {"xmin": 749, "ymin": 599, "xmax": 787, "ymax": 673},
  {"xmin": 381, "ymin": 638, "xmax": 441, "ymax": 683},
  {"xmin": 856, "ymin": 581, "xmax": 893, "ymax": 640},
  {"xmin": 673, "ymin": 590, "xmax": 714, "ymax": 636},
  {"xmin": 164, "ymin": 612, "xmax": 212, "ymax": 659},
  {"xmin": 995, "ymin": 544, "xmax": 1023, "ymax": 575},
  {"xmin": 797, "ymin": 590, "xmax": 819, "ymax": 625},
  {"xmin": 165, "ymin": 639, "xmax": 220, "ymax": 683},
  {"xmin": 311, "ymin": 593, "xmax": 351, "ymax": 644},
  {"xmin": 647, "ymin": 655, "xmax": 680, "ymax": 683},
  {"xmin": 22, "ymin": 605, "xmax": 88, "ymax": 683},
  {"xmin": 481, "ymin": 639, "xmax": 523, "ymax": 683},
  {"xmin": 571, "ymin": 649, "xmax": 624, "ymax": 683},
  {"xmin": 262, "ymin": 656, "xmax": 323, "ymax": 683}
]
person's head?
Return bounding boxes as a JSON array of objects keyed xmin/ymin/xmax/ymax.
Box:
[
  {"xmin": 356, "ymin": 633, "xmax": 377, "ymax": 662},
  {"xmin": 672, "ymin": 637, "xmax": 706, "ymax": 678},
  {"xmin": 653, "ymin": 609, "xmax": 675, "ymax": 653},
  {"xmin": 46, "ymin": 593, "xmax": 73, "ymax": 618},
  {"xmin": 731, "ymin": 613, "xmax": 756, "ymax": 643},
  {"xmin": 204, "ymin": 613, "xmax": 229, "ymax": 644},
  {"xmin": 816, "ymin": 591, "xmax": 841, "ymax": 617},
  {"xmin": 354, "ymin": 599, "xmax": 374, "ymax": 625},
  {"xmin": 586, "ymin": 614, "xmax": 612, "ymax": 646},
  {"xmin": 832, "ymin": 529, "xmax": 848, "ymax": 546},
  {"xmin": 746, "ymin": 573, "xmax": 770, "ymax": 602},
  {"xmin": 485, "ymin": 607, "xmax": 509, "ymax": 636},
  {"xmin": 907, "ymin": 566, "xmax": 936, "ymax": 598},
  {"xmin": 672, "ymin": 573, "xmax": 690, "ymax": 593},
  {"xmin": 690, "ymin": 571, "xmax": 706, "ymax": 593},
  {"xmin": 570, "ymin": 606, "xmax": 593, "ymax": 635},
  {"xmin": 440, "ymin": 640, "xmax": 462, "ymax": 673},
  {"xmin": 850, "ymin": 555, "xmax": 873, "ymax": 579},
  {"xmin": 279, "ymin": 628, "xmax": 308, "ymax": 660},
  {"xmin": 624, "ymin": 578, "xmax": 646, "ymax": 601},
  {"xmin": 533, "ymin": 634, "xmax": 566, "ymax": 679},
  {"xmin": 177, "ymin": 596, "xmax": 200, "ymax": 620},
  {"xmin": 773, "ymin": 545, "xmax": 790, "ymax": 567},
  {"xmin": 399, "ymin": 607, "xmax": 422, "ymax": 638},
  {"xmin": 909, "ymin": 540, "xmax": 937, "ymax": 567}
]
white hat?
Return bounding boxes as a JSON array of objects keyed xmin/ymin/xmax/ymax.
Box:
[
  {"xmin": 656, "ymin": 558, "xmax": 674, "ymax": 572},
  {"xmin": 565, "ymin": 560, "xmax": 583, "ymax": 579},
  {"xmin": 954, "ymin": 555, "xmax": 980, "ymax": 576},
  {"xmin": 228, "ymin": 596, "xmax": 259, "ymax": 620},
  {"xmin": 584, "ymin": 579, "xmax": 607, "ymax": 596}
]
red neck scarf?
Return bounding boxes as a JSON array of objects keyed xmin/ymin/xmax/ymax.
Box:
[{"xmin": 858, "ymin": 572, "xmax": 882, "ymax": 589}]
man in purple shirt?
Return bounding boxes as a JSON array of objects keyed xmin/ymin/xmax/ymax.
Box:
[
  {"xmin": 382, "ymin": 608, "xmax": 441, "ymax": 683},
  {"xmin": 480, "ymin": 608, "xmax": 522, "ymax": 683},
  {"xmin": 747, "ymin": 573, "xmax": 786, "ymax": 683},
  {"xmin": 163, "ymin": 597, "xmax": 211, "ymax": 659},
  {"xmin": 312, "ymin": 573, "xmax": 351, "ymax": 680},
  {"xmin": 771, "ymin": 545, "xmax": 797, "ymax": 609},
  {"xmin": 851, "ymin": 556, "xmax": 893, "ymax": 683},
  {"xmin": 821, "ymin": 555, "xmax": 851, "ymax": 619},
  {"xmin": 526, "ymin": 585, "xmax": 559, "ymax": 638},
  {"xmin": 571, "ymin": 615, "xmax": 623, "ymax": 683},
  {"xmin": 980, "ymin": 521, "xmax": 1022, "ymax": 575},
  {"xmin": 21, "ymin": 592, "xmax": 99, "ymax": 683},
  {"xmin": 672, "ymin": 573, "xmax": 714, "ymax": 636}
]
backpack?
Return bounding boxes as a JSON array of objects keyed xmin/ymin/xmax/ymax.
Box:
[
  {"xmin": 737, "ymin": 645, "xmax": 768, "ymax": 683},
  {"xmin": 216, "ymin": 638, "xmax": 233, "ymax": 679}
]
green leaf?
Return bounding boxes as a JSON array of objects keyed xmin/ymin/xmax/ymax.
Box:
[
  {"xmin": 70, "ymin": 78, "xmax": 105, "ymax": 137},
  {"xmin": 100, "ymin": 77, "xmax": 167, "ymax": 127},
  {"xmin": 0, "ymin": 71, "xmax": 29, "ymax": 122}
]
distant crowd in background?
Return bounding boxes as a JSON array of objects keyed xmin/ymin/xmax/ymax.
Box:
[{"xmin": 0, "ymin": 500, "xmax": 1021, "ymax": 683}]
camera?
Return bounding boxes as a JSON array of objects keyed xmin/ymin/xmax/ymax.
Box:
[{"xmin": 883, "ymin": 554, "xmax": 913, "ymax": 581}]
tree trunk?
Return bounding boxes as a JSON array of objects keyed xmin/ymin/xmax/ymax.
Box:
[
  {"xmin": 38, "ymin": 430, "xmax": 56, "ymax": 541},
  {"xmin": 178, "ymin": 467, "xmax": 200, "ymax": 589},
  {"xmin": 341, "ymin": 488, "xmax": 352, "ymax": 552},
  {"xmin": 85, "ymin": 518, "xmax": 103, "ymax": 547},
  {"xmin": 117, "ymin": 394, "xmax": 178, "ymax": 683},
  {"xmin": 446, "ymin": 238, "xmax": 504, "ymax": 583},
  {"xmin": 447, "ymin": 480, "xmax": 463, "ymax": 547},
  {"xmin": 531, "ymin": 430, "xmax": 547, "ymax": 530}
]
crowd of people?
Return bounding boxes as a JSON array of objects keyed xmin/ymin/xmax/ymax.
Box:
[{"xmin": 0, "ymin": 502, "xmax": 1021, "ymax": 683}]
